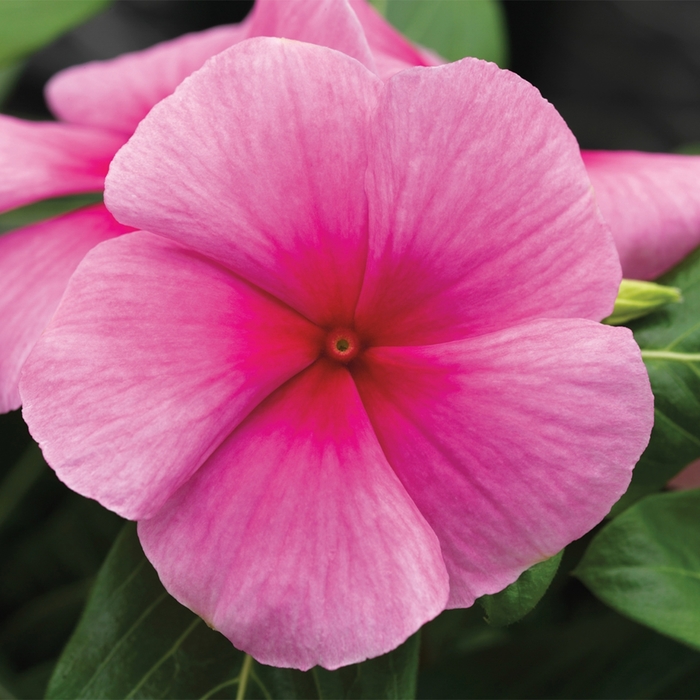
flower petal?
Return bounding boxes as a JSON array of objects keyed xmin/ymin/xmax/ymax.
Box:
[
  {"xmin": 247, "ymin": 0, "xmax": 377, "ymax": 74},
  {"xmin": 0, "ymin": 116, "xmax": 125, "ymax": 213},
  {"xmin": 0, "ymin": 204, "xmax": 128, "ymax": 413},
  {"xmin": 46, "ymin": 24, "xmax": 250, "ymax": 135},
  {"xmin": 583, "ymin": 151, "xmax": 700, "ymax": 280},
  {"xmin": 353, "ymin": 319, "xmax": 653, "ymax": 605},
  {"xmin": 106, "ymin": 38, "xmax": 381, "ymax": 327},
  {"xmin": 348, "ymin": 0, "xmax": 442, "ymax": 79},
  {"xmin": 355, "ymin": 59, "xmax": 621, "ymax": 346},
  {"xmin": 139, "ymin": 359, "xmax": 448, "ymax": 671},
  {"xmin": 21, "ymin": 231, "xmax": 323, "ymax": 520}
]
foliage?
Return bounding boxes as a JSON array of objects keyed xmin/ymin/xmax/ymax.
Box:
[
  {"xmin": 0, "ymin": 1, "xmax": 110, "ymax": 69},
  {"xmin": 47, "ymin": 524, "xmax": 420, "ymax": 700},
  {"xmin": 614, "ymin": 247, "xmax": 700, "ymax": 512},
  {"xmin": 479, "ymin": 551, "xmax": 563, "ymax": 627},
  {"xmin": 576, "ymin": 490, "xmax": 700, "ymax": 653},
  {"xmin": 371, "ymin": 0, "xmax": 508, "ymax": 66},
  {"xmin": 0, "ymin": 195, "xmax": 103, "ymax": 236}
]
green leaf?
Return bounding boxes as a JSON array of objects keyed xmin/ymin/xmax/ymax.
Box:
[
  {"xmin": 478, "ymin": 551, "xmax": 563, "ymax": 627},
  {"xmin": 0, "ymin": 0, "xmax": 110, "ymax": 68},
  {"xmin": 378, "ymin": 0, "xmax": 508, "ymax": 67},
  {"xmin": 254, "ymin": 634, "xmax": 419, "ymax": 700},
  {"xmin": 46, "ymin": 524, "xmax": 249, "ymax": 700},
  {"xmin": 603, "ymin": 279, "xmax": 681, "ymax": 326},
  {"xmin": 575, "ymin": 490, "xmax": 700, "ymax": 652},
  {"xmin": 0, "ymin": 193, "xmax": 103, "ymax": 236},
  {"xmin": 418, "ymin": 607, "xmax": 700, "ymax": 699},
  {"xmin": 614, "ymin": 247, "xmax": 700, "ymax": 513},
  {"xmin": 48, "ymin": 524, "xmax": 421, "ymax": 699}
]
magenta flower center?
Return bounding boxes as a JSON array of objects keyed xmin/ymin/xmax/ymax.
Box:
[{"xmin": 325, "ymin": 328, "xmax": 361, "ymax": 363}]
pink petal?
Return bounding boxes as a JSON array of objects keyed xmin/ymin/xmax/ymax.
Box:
[
  {"xmin": 0, "ymin": 116, "xmax": 125, "ymax": 213},
  {"xmin": 355, "ymin": 59, "xmax": 621, "ymax": 347},
  {"xmin": 20, "ymin": 231, "xmax": 323, "ymax": 520},
  {"xmin": 348, "ymin": 0, "xmax": 442, "ymax": 79},
  {"xmin": 46, "ymin": 24, "xmax": 250, "ymax": 135},
  {"xmin": 106, "ymin": 39, "xmax": 382, "ymax": 327},
  {"xmin": 583, "ymin": 151, "xmax": 700, "ymax": 280},
  {"xmin": 353, "ymin": 319, "xmax": 653, "ymax": 606},
  {"xmin": 0, "ymin": 204, "xmax": 128, "ymax": 413},
  {"xmin": 139, "ymin": 360, "xmax": 448, "ymax": 670},
  {"xmin": 247, "ymin": 0, "xmax": 377, "ymax": 74}
]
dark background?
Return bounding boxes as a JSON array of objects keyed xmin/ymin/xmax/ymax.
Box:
[{"xmin": 2, "ymin": 2, "xmax": 700, "ymax": 697}]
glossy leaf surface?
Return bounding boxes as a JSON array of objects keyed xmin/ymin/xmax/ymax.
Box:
[
  {"xmin": 46, "ymin": 524, "xmax": 248, "ymax": 699},
  {"xmin": 478, "ymin": 551, "xmax": 563, "ymax": 627},
  {"xmin": 575, "ymin": 490, "xmax": 700, "ymax": 651}
]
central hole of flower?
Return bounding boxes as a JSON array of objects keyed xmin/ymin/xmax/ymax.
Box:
[{"xmin": 325, "ymin": 328, "xmax": 360, "ymax": 363}]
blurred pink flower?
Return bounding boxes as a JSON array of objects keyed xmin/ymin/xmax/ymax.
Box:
[
  {"xmin": 22, "ymin": 39, "xmax": 653, "ymax": 669},
  {"xmin": 0, "ymin": 0, "xmax": 434, "ymax": 413},
  {"xmin": 583, "ymin": 151, "xmax": 700, "ymax": 280}
]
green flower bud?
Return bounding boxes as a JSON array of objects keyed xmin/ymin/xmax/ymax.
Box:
[{"xmin": 603, "ymin": 279, "xmax": 682, "ymax": 326}]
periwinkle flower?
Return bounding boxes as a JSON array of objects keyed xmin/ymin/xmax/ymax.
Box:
[{"xmin": 21, "ymin": 38, "xmax": 653, "ymax": 669}]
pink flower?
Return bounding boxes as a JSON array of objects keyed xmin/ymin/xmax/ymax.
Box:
[
  {"xmin": 583, "ymin": 151, "xmax": 700, "ymax": 280},
  {"xmin": 0, "ymin": 0, "xmax": 434, "ymax": 413},
  {"xmin": 21, "ymin": 39, "xmax": 653, "ymax": 669}
]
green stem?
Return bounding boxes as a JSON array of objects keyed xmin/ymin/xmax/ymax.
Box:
[
  {"xmin": 236, "ymin": 654, "xmax": 253, "ymax": 700},
  {"xmin": 641, "ymin": 350, "xmax": 700, "ymax": 363}
]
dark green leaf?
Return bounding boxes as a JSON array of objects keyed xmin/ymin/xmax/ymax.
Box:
[
  {"xmin": 478, "ymin": 551, "xmax": 563, "ymax": 627},
  {"xmin": 46, "ymin": 524, "xmax": 249, "ymax": 700},
  {"xmin": 418, "ymin": 607, "xmax": 700, "ymax": 699},
  {"xmin": 48, "ymin": 524, "xmax": 420, "ymax": 699},
  {"xmin": 0, "ymin": 194, "xmax": 103, "ymax": 236},
  {"xmin": 375, "ymin": 0, "xmax": 508, "ymax": 67},
  {"xmin": 0, "ymin": 0, "xmax": 110, "ymax": 68},
  {"xmin": 615, "ymin": 246, "xmax": 700, "ymax": 512},
  {"xmin": 575, "ymin": 489, "xmax": 700, "ymax": 652},
  {"xmin": 254, "ymin": 634, "xmax": 419, "ymax": 700}
]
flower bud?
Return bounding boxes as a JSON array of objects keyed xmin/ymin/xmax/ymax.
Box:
[{"xmin": 604, "ymin": 279, "xmax": 681, "ymax": 326}]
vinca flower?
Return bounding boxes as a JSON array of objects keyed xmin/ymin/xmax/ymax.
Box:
[
  {"xmin": 21, "ymin": 39, "xmax": 653, "ymax": 669},
  {"xmin": 0, "ymin": 0, "xmax": 433, "ymax": 413}
]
